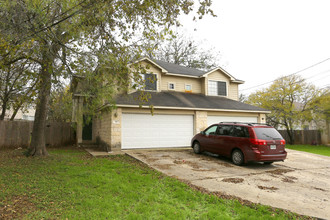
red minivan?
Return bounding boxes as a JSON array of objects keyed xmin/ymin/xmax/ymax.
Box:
[{"xmin": 191, "ymin": 122, "xmax": 287, "ymax": 165}]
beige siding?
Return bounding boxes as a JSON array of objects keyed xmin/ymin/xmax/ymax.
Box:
[
  {"xmin": 129, "ymin": 60, "xmax": 162, "ymax": 92},
  {"xmin": 207, "ymin": 70, "xmax": 231, "ymax": 82},
  {"xmin": 205, "ymin": 70, "xmax": 240, "ymax": 100},
  {"xmin": 160, "ymin": 75, "xmax": 202, "ymax": 93},
  {"xmin": 205, "ymin": 70, "xmax": 230, "ymax": 97},
  {"xmin": 208, "ymin": 112, "xmax": 260, "ymax": 117},
  {"xmin": 228, "ymin": 83, "xmax": 239, "ymax": 100}
]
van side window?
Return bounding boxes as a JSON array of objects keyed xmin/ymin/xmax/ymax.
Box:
[
  {"xmin": 218, "ymin": 125, "xmax": 233, "ymax": 136},
  {"xmin": 204, "ymin": 125, "xmax": 218, "ymax": 135},
  {"xmin": 232, "ymin": 126, "xmax": 250, "ymax": 138}
]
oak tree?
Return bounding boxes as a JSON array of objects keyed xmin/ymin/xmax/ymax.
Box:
[
  {"xmin": 0, "ymin": 0, "xmax": 214, "ymax": 156},
  {"xmin": 247, "ymin": 75, "xmax": 320, "ymax": 144}
]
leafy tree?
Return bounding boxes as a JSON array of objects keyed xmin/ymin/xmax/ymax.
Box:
[
  {"xmin": 0, "ymin": 53, "xmax": 37, "ymax": 120},
  {"xmin": 247, "ymin": 75, "xmax": 319, "ymax": 144},
  {"xmin": 48, "ymin": 86, "xmax": 73, "ymax": 122},
  {"xmin": 309, "ymin": 87, "xmax": 330, "ymax": 122},
  {"xmin": 146, "ymin": 31, "xmax": 220, "ymax": 70},
  {"xmin": 0, "ymin": 0, "xmax": 214, "ymax": 156},
  {"xmin": 239, "ymin": 93, "xmax": 248, "ymax": 103}
]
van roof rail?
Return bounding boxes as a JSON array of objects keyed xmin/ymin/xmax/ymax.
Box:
[{"xmin": 218, "ymin": 122, "xmax": 270, "ymax": 126}]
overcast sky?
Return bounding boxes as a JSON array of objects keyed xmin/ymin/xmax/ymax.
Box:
[{"xmin": 180, "ymin": 0, "xmax": 330, "ymax": 95}]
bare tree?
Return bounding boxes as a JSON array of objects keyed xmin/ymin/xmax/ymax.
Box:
[{"xmin": 147, "ymin": 31, "xmax": 220, "ymax": 70}]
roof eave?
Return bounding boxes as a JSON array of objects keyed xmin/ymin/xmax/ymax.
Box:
[
  {"xmin": 129, "ymin": 57, "xmax": 168, "ymax": 73},
  {"xmin": 164, "ymin": 72, "xmax": 201, "ymax": 78},
  {"xmin": 104, "ymin": 103, "xmax": 270, "ymax": 114}
]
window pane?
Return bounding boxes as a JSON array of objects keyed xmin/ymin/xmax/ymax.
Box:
[
  {"xmin": 208, "ymin": 81, "xmax": 217, "ymax": 95},
  {"xmin": 254, "ymin": 128, "xmax": 283, "ymax": 140},
  {"xmin": 185, "ymin": 84, "xmax": 191, "ymax": 91},
  {"xmin": 217, "ymin": 81, "xmax": 227, "ymax": 96},
  {"xmin": 232, "ymin": 126, "xmax": 250, "ymax": 138},
  {"xmin": 218, "ymin": 125, "xmax": 233, "ymax": 136},
  {"xmin": 145, "ymin": 74, "xmax": 157, "ymax": 90},
  {"xmin": 205, "ymin": 125, "xmax": 218, "ymax": 135}
]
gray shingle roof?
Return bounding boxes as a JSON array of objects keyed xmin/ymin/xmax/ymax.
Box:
[
  {"xmin": 152, "ymin": 59, "xmax": 206, "ymax": 77},
  {"xmin": 115, "ymin": 91, "xmax": 268, "ymax": 112}
]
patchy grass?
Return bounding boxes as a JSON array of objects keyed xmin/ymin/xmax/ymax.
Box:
[
  {"xmin": 0, "ymin": 147, "xmax": 311, "ymax": 219},
  {"xmin": 286, "ymin": 145, "xmax": 330, "ymax": 156}
]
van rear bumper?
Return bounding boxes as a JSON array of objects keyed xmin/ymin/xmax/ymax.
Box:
[{"xmin": 246, "ymin": 150, "xmax": 287, "ymax": 162}]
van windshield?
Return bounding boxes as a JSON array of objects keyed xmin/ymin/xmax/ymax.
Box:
[{"xmin": 253, "ymin": 127, "xmax": 283, "ymax": 140}]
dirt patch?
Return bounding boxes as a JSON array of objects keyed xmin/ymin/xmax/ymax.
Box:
[
  {"xmin": 282, "ymin": 176, "xmax": 298, "ymax": 183},
  {"xmin": 266, "ymin": 168, "xmax": 294, "ymax": 176},
  {"xmin": 0, "ymin": 195, "xmax": 36, "ymax": 219},
  {"xmin": 222, "ymin": 178, "xmax": 244, "ymax": 184},
  {"xmin": 154, "ymin": 164, "xmax": 174, "ymax": 170},
  {"xmin": 146, "ymin": 158, "xmax": 159, "ymax": 163},
  {"xmin": 258, "ymin": 185, "xmax": 279, "ymax": 191},
  {"xmin": 173, "ymin": 159, "xmax": 201, "ymax": 169},
  {"xmin": 177, "ymin": 179, "xmax": 312, "ymax": 219},
  {"xmin": 192, "ymin": 168, "xmax": 216, "ymax": 172},
  {"xmin": 313, "ymin": 187, "xmax": 326, "ymax": 192}
]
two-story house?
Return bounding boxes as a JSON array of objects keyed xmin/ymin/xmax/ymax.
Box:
[{"xmin": 73, "ymin": 57, "xmax": 269, "ymax": 151}]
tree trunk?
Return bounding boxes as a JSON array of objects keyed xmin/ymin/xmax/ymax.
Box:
[
  {"xmin": 0, "ymin": 102, "xmax": 7, "ymax": 120},
  {"xmin": 10, "ymin": 106, "xmax": 20, "ymax": 121},
  {"xmin": 286, "ymin": 129, "xmax": 294, "ymax": 145},
  {"xmin": 29, "ymin": 61, "xmax": 52, "ymax": 156}
]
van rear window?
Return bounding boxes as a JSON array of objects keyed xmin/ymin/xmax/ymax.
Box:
[{"xmin": 253, "ymin": 128, "xmax": 283, "ymax": 140}]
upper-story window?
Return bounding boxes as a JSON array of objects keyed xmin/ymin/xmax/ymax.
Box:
[
  {"xmin": 185, "ymin": 84, "xmax": 192, "ymax": 93},
  {"xmin": 168, "ymin": 82, "xmax": 175, "ymax": 90},
  {"xmin": 208, "ymin": 80, "xmax": 227, "ymax": 96},
  {"xmin": 144, "ymin": 73, "xmax": 157, "ymax": 91},
  {"xmin": 132, "ymin": 73, "xmax": 157, "ymax": 91}
]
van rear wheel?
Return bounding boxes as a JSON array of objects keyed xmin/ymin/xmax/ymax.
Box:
[{"xmin": 232, "ymin": 150, "xmax": 244, "ymax": 166}]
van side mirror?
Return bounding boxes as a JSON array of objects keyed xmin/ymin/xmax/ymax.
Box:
[{"xmin": 200, "ymin": 131, "xmax": 205, "ymax": 135}]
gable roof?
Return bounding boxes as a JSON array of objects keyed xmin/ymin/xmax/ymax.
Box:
[
  {"xmin": 114, "ymin": 91, "xmax": 269, "ymax": 113},
  {"xmin": 152, "ymin": 59, "xmax": 207, "ymax": 77},
  {"xmin": 134, "ymin": 57, "xmax": 243, "ymax": 83}
]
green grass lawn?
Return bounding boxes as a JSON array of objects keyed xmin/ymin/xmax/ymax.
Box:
[
  {"xmin": 0, "ymin": 148, "xmax": 308, "ymax": 219},
  {"xmin": 286, "ymin": 145, "xmax": 330, "ymax": 156}
]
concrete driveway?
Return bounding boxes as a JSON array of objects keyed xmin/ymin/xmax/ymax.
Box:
[{"xmin": 126, "ymin": 148, "xmax": 330, "ymax": 219}]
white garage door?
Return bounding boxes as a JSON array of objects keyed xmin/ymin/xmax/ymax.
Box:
[
  {"xmin": 122, "ymin": 114, "xmax": 194, "ymax": 149},
  {"xmin": 207, "ymin": 116, "xmax": 258, "ymax": 126}
]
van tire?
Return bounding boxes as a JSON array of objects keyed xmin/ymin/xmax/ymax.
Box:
[
  {"xmin": 193, "ymin": 142, "xmax": 201, "ymax": 154},
  {"xmin": 232, "ymin": 149, "xmax": 244, "ymax": 166}
]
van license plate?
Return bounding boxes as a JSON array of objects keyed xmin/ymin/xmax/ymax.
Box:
[{"xmin": 270, "ymin": 145, "xmax": 276, "ymax": 150}]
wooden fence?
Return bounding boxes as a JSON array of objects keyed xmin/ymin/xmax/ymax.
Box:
[
  {"xmin": 0, "ymin": 121, "xmax": 75, "ymax": 149},
  {"xmin": 278, "ymin": 130, "xmax": 321, "ymax": 145}
]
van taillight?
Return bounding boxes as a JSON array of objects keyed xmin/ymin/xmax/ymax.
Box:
[
  {"xmin": 280, "ymin": 139, "xmax": 286, "ymax": 145},
  {"xmin": 250, "ymin": 138, "xmax": 267, "ymax": 145}
]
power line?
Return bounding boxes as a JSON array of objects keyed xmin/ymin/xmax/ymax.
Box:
[{"xmin": 241, "ymin": 58, "xmax": 330, "ymax": 91}]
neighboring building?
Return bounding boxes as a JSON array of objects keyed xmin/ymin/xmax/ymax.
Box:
[
  {"xmin": 72, "ymin": 57, "xmax": 270, "ymax": 151},
  {"xmin": 3, "ymin": 105, "xmax": 35, "ymax": 121}
]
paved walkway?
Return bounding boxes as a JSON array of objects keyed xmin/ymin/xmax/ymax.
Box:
[{"xmin": 126, "ymin": 149, "xmax": 330, "ymax": 219}]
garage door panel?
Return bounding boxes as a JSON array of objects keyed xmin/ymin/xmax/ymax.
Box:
[
  {"xmin": 207, "ymin": 116, "xmax": 258, "ymax": 126},
  {"xmin": 122, "ymin": 114, "xmax": 193, "ymax": 149}
]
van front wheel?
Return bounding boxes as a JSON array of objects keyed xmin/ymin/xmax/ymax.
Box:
[{"xmin": 193, "ymin": 142, "xmax": 201, "ymax": 154}]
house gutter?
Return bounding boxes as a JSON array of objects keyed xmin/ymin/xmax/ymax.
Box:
[{"xmin": 100, "ymin": 103, "xmax": 270, "ymax": 114}]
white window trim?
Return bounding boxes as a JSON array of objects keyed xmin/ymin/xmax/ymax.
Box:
[
  {"xmin": 168, "ymin": 82, "xmax": 175, "ymax": 90},
  {"xmin": 185, "ymin": 83, "xmax": 192, "ymax": 93},
  {"xmin": 208, "ymin": 80, "xmax": 228, "ymax": 97}
]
